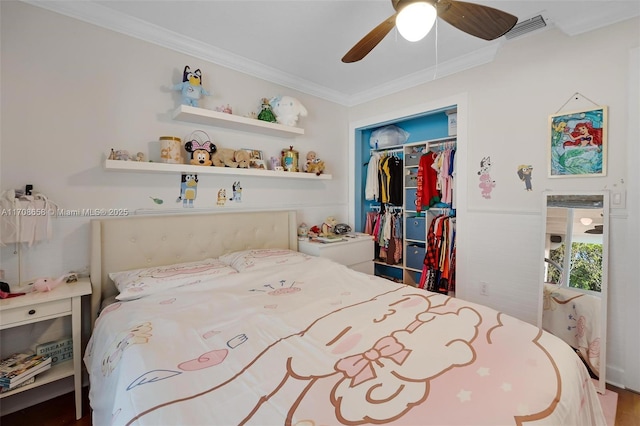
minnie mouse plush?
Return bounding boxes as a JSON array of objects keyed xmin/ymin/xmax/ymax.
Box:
[{"xmin": 185, "ymin": 140, "xmax": 216, "ymax": 166}]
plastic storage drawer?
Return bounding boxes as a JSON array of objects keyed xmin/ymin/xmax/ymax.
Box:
[
  {"xmin": 405, "ymin": 216, "xmax": 426, "ymax": 241},
  {"xmin": 405, "ymin": 172, "xmax": 418, "ymax": 187},
  {"xmin": 405, "ymin": 244, "xmax": 425, "ymax": 270},
  {"xmin": 405, "ymin": 152, "xmax": 421, "ymax": 167}
]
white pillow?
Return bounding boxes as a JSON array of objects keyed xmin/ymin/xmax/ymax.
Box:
[
  {"xmin": 219, "ymin": 248, "xmax": 311, "ymax": 272},
  {"xmin": 109, "ymin": 258, "xmax": 237, "ymax": 301}
]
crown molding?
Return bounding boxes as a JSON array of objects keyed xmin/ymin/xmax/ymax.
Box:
[
  {"xmin": 558, "ymin": 7, "xmax": 638, "ymax": 36},
  {"xmin": 24, "ymin": 0, "xmax": 499, "ymax": 107},
  {"xmin": 345, "ymin": 44, "xmax": 499, "ymax": 106}
]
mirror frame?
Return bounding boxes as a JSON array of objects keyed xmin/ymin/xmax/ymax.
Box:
[{"xmin": 538, "ymin": 190, "xmax": 609, "ymax": 394}]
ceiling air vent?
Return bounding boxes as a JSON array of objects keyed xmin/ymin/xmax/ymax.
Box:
[{"xmin": 505, "ymin": 14, "xmax": 547, "ymax": 40}]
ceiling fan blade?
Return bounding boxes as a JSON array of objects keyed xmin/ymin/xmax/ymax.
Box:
[
  {"xmin": 342, "ymin": 14, "xmax": 397, "ymax": 63},
  {"xmin": 585, "ymin": 225, "xmax": 604, "ymax": 234},
  {"xmin": 436, "ymin": 0, "xmax": 517, "ymax": 41}
]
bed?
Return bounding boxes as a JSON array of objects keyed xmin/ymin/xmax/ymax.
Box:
[
  {"xmin": 542, "ymin": 283, "xmax": 602, "ymax": 378},
  {"xmin": 85, "ymin": 210, "xmax": 605, "ymax": 426}
]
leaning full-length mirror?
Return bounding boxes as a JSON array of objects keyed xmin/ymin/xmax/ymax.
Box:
[{"xmin": 539, "ymin": 191, "xmax": 609, "ymax": 394}]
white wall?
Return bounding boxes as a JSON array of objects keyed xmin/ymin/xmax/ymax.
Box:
[
  {"xmin": 1, "ymin": 1, "xmax": 638, "ymax": 409},
  {"xmin": 0, "ymin": 2, "xmax": 349, "ymax": 285},
  {"xmin": 349, "ymin": 18, "xmax": 639, "ymax": 390}
]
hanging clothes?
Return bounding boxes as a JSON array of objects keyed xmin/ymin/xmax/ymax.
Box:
[
  {"xmin": 365, "ymin": 208, "xmax": 403, "ymax": 266},
  {"xmin": 387, "ymin": 155, "xmax": 404, "ymax": 206},
  {"xmin": 416, "ymin": 152, "xmax": 440, "ymax": 212},
  {"xmin": 378, "ymin": 155, "xmax": 389, "ymax": 204},
  {"xmin": 367, "ymin": 150, "xmax": 403, "ymax": 207},
  {"xmin": 365, "ymin": 152, "xmax": 380, "ymax": 201},
  {"xmin": 1, "ymin": 190, "xmax": 58, "ymax": 247},
  {"xmin": 428, "ymin": 147, "xmax": 456, "ymax": 207},
  {"xmin": 385, "ymin": 211, "xmax": 403, "ymax": 266},
  {"xmin": 419, "ymin": 213, "xmax": 456, "ymax": 294}
]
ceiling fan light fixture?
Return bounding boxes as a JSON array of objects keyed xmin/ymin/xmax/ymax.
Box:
[
  {"xmin": 580, "ymin": 217, "xmax": 593, "ymax": 226},
  {"xmin": 396, "ymin": 2, "xmax": 436, "ymax": 42}
]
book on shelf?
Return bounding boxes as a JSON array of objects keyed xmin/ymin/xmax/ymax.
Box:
[
  {"xmin": 316, "ymin": 236, "xmax": 345, "ymax": 243},
  {"xmin": 0, "ymin": 376, "xmax": 35, "ymax": 393},
  {"xmin": 36, "ymin": 338, "xmax": 73, "ymax": 366},
  {"xmin": 343, "ymin": 232, "xmax": 372, "ymax": 239},
  {"xmin": 0, "ymin": 353, "xmax": 52, "ymax": 390}
]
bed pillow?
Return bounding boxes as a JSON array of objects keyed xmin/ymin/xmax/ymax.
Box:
[
  {"xmin": 109, "ymin": 258, "xmax": 237, "ymax": 301},
  {"xmin": 219, "ymin": 248, "xmax": 311, "ymax": 272}
]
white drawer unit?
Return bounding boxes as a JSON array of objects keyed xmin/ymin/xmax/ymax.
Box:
[
  {"xmin": 0, "ymin": 279, "xmax": 92, "ymax": 420},
  {"xmin": 298, "ymin": 237, "xmax": 374, "ymax": 274},
  {"xmin": 0, "ymin": 298, "xmax": 71, "ymax": 328}
]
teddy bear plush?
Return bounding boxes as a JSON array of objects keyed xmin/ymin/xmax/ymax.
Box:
[
  {"xmin": 304, "ymin": 151, "xmax": 325, "ymax": 176},
  {"xmin": 114, "ymin": 149, "xmax": 133, "ymax": 161},
  {"xmin": 211, "ymin": 148, "xmax": 251, "ymax": 168},
  {"xmin": 321, "ymin": 216, "xmax": 338, "ymax": 236}
]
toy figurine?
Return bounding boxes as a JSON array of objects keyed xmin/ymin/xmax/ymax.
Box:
[
  {"xmin": 173, "ymin": 65, "xmax": 210, "ymax": 107},
  {"xmin": 308, "ymin": 225, "xmax": 321, "ymax": 238},
  {"xmin": 270, "ymin": 95, "xmax": 308, "ymax": 127},
  {"xmin": 270, "ymin": 156, "xmax": 281, "ymax": 170},
  {"xmin": 297, "ymin": 223, "xmax": 308, "ymax": 241},
  {"xmin": 304, "ymin": 151, "xmax": 325, "ymax": 176},
  {"xmin": 214, "ymin": 104, "xmax": 233, "ymax": 114},
  {"xmin": 321, "ymin": 216, "xmax": 338, "ymax": 236},
  {"xmin": 32, "ymin": 274, "xmax": 71, "ymax": 292},
  {"xmin": 257, "ymin": 98, "xmax": 277, "ymax": 123}
]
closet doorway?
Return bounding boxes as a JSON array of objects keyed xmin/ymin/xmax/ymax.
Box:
[{"xmin": 348, "ymin": 94, "xmax": 469, "ymax": 288}]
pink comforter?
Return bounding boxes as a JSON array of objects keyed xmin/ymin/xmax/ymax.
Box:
[{"xmin": 85, "ymin": 257, "xmax": 605, "ymax": 425}]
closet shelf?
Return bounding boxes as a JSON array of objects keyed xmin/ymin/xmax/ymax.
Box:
[
  {"xmin": 370, "ymin": 136, "xmax": 456, "ymax": 153},
  {"xmin": 104, "ymin": 159, "xmax": 332, "ymax": 180},
  {"xmin": 172, "ymin": 105, "xmax": 304, "ymax": 137},
  {"xmin": 374, "ymin": 260, "xmax": 403, "ymax": 270}
]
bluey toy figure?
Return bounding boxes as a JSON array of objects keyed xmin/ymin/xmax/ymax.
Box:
[
  {"xmin": 177, "ymin": 173, "xmax": 198, "ymax": 208},
  {"xmin": 173, "ymin": 65, "xmax": 210, "ymax": 107}
]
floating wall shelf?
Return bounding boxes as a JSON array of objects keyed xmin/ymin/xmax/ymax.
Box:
[
  {"xmin": 104, "ymin": 160, "xmax": 331, "ymax": 180},
  {"xmin": 172, "ymin": 105, "xmax": 304, "ymax": 137}
]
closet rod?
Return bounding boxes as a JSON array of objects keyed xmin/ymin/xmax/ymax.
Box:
[
  {"xmin": 370, "ymin": 204, "xmax": 403, "ymax": 212},
  {"xmin": 429, "ymin": 140, "xmax": 456, "ymax": 151},
  {"xmin": 371, "ymin": 147, "xmax": 403, "ymax": 154}
]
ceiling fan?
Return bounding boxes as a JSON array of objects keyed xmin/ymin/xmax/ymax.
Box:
[
  {"xmin": 585, "ymin": 224, "xmax": 603, "ymax": 235},
  {"xmin": 342, "ymin": 0, "xmax": 518, "ymax": 63}
]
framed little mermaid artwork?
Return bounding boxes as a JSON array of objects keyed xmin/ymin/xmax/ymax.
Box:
[{"xmin": 548, "ymin": 106, "xmax": 607, "ymax": 177}]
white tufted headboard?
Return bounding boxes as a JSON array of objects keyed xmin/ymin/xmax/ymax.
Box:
[{"xmin": 89, "ymin": 210, "xmax": 297, "ymax": 324}]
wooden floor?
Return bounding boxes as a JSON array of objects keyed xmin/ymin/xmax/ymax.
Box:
[{"xmin": 1, "ymin": 384, "xmax": 638, "ymax": 425}]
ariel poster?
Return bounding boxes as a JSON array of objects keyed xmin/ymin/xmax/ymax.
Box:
[{"xmin": 548, "ymin": 106, "xmax": 607, "ymax": 177}]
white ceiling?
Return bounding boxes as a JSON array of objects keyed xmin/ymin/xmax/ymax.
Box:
[{"xmin": 27, "ymin": 1, "xmax": 640, "ymax": 106}]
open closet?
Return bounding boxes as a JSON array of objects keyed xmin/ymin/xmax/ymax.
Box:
[{"xmin": 354, "ymin": 106, "xmax": 458, "ymax": 294}]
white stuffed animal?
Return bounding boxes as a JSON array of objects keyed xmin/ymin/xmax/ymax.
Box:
[{"xmin": 270, "ymin": 95, "xmax": 308, "ymax": 127}]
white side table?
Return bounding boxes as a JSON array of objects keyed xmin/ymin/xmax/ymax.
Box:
[
  {"xmin": 299, "ymin": 237, "xmax": 374, "ymax": 274},
  {"xmin": 0, "ymin": 278, "xmax": 92, "ymax": 420}
]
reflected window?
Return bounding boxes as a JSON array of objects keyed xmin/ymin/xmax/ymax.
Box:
[{"xmin": 548, "ymin": 242, "xmax": 602, "ymax": 292}]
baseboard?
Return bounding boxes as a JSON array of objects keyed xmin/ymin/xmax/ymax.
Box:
[{"xmin": 606, "ymin": 364, "xmax": 626, "ymax": 389}]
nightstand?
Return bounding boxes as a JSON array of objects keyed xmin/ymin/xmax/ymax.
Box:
[
  {"xmin": 0, "ymin": 278, "xmax": 92, "ymax": 420},
  {"xmin": 298, "ymin": 237, "xmax": 374, "ymax": 274}
]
